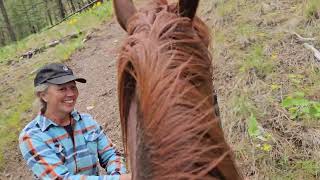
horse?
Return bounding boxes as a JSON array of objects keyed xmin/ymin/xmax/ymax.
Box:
[{"xmin": 114, "ymin": 0, "xmax": 243, "ymax": 179}]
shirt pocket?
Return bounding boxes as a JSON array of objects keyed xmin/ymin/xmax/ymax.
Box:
[
  {"xmin": 53, "ymin": 142, "xmax": 66, "ymax": 163},
  {"xmin": 84, "ymin": 131, "xmax": 99, "ymax": 156}
]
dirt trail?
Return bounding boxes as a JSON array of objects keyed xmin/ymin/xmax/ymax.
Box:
[{"xmin": 0, "ymin": 18, "xmax": 125, "ymax": 180}]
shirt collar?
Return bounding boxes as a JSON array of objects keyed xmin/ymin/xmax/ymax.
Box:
[{"xmin": 36, "ymin": 109, "xmax": 81, "ymax": 132}]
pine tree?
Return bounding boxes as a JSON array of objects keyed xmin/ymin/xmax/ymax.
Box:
[{"xmin": 0, "ymin": 0, "xmax": 16, "ymax": 41}]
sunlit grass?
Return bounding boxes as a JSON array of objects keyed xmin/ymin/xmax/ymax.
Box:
[{"xmin": 304, "ymin": 0, "xmax": 320, "ymax": 20}]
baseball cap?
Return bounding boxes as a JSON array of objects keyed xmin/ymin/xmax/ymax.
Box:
[{"xmin": 34, "ymin": 63, "xmax": 86, "ymax": 87}]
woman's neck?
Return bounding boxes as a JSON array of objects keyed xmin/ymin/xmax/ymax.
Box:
[{"xmin": 44, "ymin": 110, "xmax": 71, "ymax": 126}]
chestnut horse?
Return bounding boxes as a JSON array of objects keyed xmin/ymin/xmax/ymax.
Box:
[{"xmin": 114, "ymin": 0, "xmax": 242, "ymax": 179}]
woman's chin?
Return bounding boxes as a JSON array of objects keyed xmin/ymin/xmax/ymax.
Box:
[{"xmin": 63, "ymin": 106, "xmax": 75, "ymax": 113}]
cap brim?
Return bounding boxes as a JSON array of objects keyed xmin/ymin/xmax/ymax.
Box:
[{"xmin": 47, "ymin": 75, "xmax": 86, "ymax": 85}]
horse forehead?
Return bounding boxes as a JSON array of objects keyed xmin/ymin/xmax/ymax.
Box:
[{"xmin": 127, "ymin": 3, "xmax": 177, "ymax": 28}]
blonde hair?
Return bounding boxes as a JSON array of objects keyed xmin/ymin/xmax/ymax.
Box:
[{"xmin": 34, "ymin": 83, "xmax": 49, "ymax": 114}]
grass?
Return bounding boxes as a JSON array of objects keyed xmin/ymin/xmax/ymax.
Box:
[
  {"xmin": 0, "ymin": 83, "xmax": 34, "ymax": 169},
  {"xmin": 0, "ymin": 1, "xmax": 113, "ymax": 170},
  {"xmin": 200, "ymin": 0, "xmax": 320, "ymax": 179},
  {"xmin": 55, "ymin": 37, "xmax": 85, "ymax": 61},
  {"xmin": 304, "ymin": 0, "xmax": 320, "ymax": 20},
  {"xmin": 239, "ymin": 44, "xmax": 274, "ymax": 78}
]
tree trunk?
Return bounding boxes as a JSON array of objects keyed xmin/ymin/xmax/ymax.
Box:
[
  {"xmin": 0, "ymin": 29, "xmax": 5, "ymax": 46},
  {"xmin": 56, "ymin": 0, "xmax": 66, "ymax": 19},
  {"xmin": 77, "ymin": 0, "xmax": 85, "ymax": 9},
  {"xmin": 0, "ymin": 0, "xmax": 16, "ymax": 41},
  {"xmin": 43, "ymin": 0, "xmax": 53, "ymax": 25},
  {"xmin": 21, "ymin": 0, "xmax": 34, "ymax": 34},
  {"xmin": 69, "ymin": 0, "xmax": 76, "ymax": 12}
]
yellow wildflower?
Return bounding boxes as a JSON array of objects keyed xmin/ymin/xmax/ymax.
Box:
[{"xmin": 261, "ymin": 144, "xmax": 272, "ymax": 152}]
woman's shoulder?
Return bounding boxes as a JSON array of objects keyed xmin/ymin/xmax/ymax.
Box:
[
  {"xmin": 75, "ymin": 112, "xmax": 101, "ymax": 127},
  {"xmin": 19, "ymin": 116, "xmax": 43, "ymax": 141}
]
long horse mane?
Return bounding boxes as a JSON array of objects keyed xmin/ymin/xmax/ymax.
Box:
[{"xmin": 117, "ymin": 0, "xmax": 241, "ymax": 179}]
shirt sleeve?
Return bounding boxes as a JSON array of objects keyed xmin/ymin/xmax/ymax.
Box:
[
  {"xmin": 19, "ymin": 132, "xmax": 121, "ymax": 180},
  {"xmin": 96, "ymin": 125, "xmax": 127, "ymax": 175}
]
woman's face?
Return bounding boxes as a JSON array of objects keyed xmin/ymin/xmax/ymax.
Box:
[{"xmin": 41, "ymin": 81, "xmax": 79, "ymax": 115}]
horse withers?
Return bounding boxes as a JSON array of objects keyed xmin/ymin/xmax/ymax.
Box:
[{"xmin": 114, "ymin": 0, "xmax": 243, "ymax": 179}]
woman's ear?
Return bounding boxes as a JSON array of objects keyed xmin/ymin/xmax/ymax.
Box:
[{"xmin": 39, "ymin": 92, "xmax": 48, "ymax": 102}]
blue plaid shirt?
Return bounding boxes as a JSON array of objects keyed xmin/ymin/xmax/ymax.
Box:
[{"xmin": 19, "ymin": 110, "xmax": 126, "ymax": 180}]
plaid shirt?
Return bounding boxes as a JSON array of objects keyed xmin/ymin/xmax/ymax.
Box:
[{"xmin": 19, "ymin": 110, "xmax": 126, "ymax": 180}]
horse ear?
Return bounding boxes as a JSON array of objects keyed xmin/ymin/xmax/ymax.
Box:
[
  {"xmin": 113, "ymin": 0, "xmax": 137, "ymax": 31},
  {"xmin": 178, "ymin": 0, "xmax": 199, "ymax": 19}
]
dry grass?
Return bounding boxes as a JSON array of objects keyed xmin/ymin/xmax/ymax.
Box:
[{"xmin": 198, "ymin": 0, "xmax": 320, "ymax": 179}]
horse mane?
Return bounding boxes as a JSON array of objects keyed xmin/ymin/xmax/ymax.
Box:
[{"xmin": 117, "ymin": 1, "xmax": 241, "ymax": 179}]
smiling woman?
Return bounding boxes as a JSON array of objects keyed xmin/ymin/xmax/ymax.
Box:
[{"xmin": 18, "ymin": 63, "xmax": 131, "ymax": 180}]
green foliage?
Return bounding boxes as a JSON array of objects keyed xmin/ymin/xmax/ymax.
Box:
[
  {"xmin": 0, "ymin": 41, "xmax": 27, "ymax": 63},
  {"xmin": 248, "ymin": 114, "xmax": 260, "ymax": 137},
  {"xmin": 275, "ymin": 158, "xmax": 320, "ymax": 179},
  {"xmin": 295, "ymin": 160, "xmax": 320, "ymax": 176},
  {"xmin": 232, "ymin": 93, "xmax": 257, "ymax": 118},
  {"xmin": 282, "ymin": 92, "xmax": 320, "ymax": 120},
  {"xmin": 305, "ymin": 0, "xmax": 320, "ymax": 20},
  {"xmin": 247, "ymin": 114, "xmax": 273, "ymax": 152},
  {"xmin": 236, "ymin": 23, "xmax": 258, "ymax": 38},
  {"xmin": 55, "ymin": 37, "xmax": 84, "ymax": 61},
  {"xmin": 0, "ymin": 84, "xmax": 34, "ymax": 169},
  {"xmin": 90, "ymin": 1, "xmax": 113, "ymax": 20},
  {"xmin": 208, "ymin": 0, "xmax": 320, "ymax": 179},
  {"xmin": 216, "ymin": 0, "xmax": 238, "ymax": 17},
  {"xmin": 239, "ymin": 45, "xmax": 274, "ymax": 77}
]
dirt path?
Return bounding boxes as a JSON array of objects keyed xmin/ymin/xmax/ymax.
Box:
[{"xmin": 0, "ymin": 18, "xmax": 125, "ymax": 180}]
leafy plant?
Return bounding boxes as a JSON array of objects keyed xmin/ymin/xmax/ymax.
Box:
[
  {"xmin": 295, "ymin": 160, "xmax": 320, "ymax": 176},
  {"xmin": 248, "ymin": 114, "xmax": 260, "ymax": 137},
  {"xmin": 282, "ymin": 92, "xmax": 320, "ymax": 120},
  {"xmin": 247, "ymin": 114, "xmax": 273, "ymax": 152}
]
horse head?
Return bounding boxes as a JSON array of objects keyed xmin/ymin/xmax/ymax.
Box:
[{"xmin": 114, "ymin": 0, "xmax": 242, "ymax": 179}]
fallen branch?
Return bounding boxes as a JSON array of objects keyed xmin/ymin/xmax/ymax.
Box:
[
  {"xmin": 292, "ymin": 31, "xmax": 316, "ymax": 42},
  {"xmin": 20, "ymin": 32, "xmax": 82, "ymax": 59},
  {"xmin": 303, "ymin": 43, "xmax": 320, "ymax": 62}
]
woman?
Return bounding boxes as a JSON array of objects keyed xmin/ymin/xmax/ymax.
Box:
[{"xmin": 19, "ymin": 63, "xmax": 131, "ymax": 180}]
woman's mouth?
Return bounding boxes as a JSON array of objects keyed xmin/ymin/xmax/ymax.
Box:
[{"xmin": 64, "ymin": 100, "xmax": 75, "ymax": 105}]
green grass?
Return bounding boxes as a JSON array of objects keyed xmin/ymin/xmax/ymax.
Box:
[
  {"xmin": 0, "ymin": 83, "xmax": 34, "ymax": 169},
  {"xmin": 305, "ymin": 0, "xmax": 320, "ymax": 20},
  {"xmin": 216, "ymin": 0, "xmax": 238, "ymax": 17},
  {"xmin": 232, "ymin": 92, "xmax": 257, "ymax": 119},
  {"xmin": 0, "ymin": 1, "xmax": 113, "ymax": 170},
  {"xmin": 205, "ymin": 0, "xmax": 320, "ymax": 179},
  {"xmin": 55, "ymin": 36, "xmax": 85, "ymax": 61},
  {"xmin": 239, "ymin": 44, "xmax": 274, "ymax": 78}
]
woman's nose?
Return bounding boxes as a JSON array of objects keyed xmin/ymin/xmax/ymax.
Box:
[{"xmin": 66, "ymin": 88, "xmax": 77, "ymax": 96}]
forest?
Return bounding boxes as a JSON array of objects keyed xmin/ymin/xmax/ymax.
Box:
[{"xmin": 0, "ymin": 0, "xmax": 102, "ymax": 46}]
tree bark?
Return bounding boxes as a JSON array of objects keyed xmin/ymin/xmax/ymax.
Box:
[
  {"xmin": 21, "ymin": 0, "xmax": 35, "ymax": 34},
  {"xmin": 0, "ymin": 29, "xmax": 5, "ymax": 46},
  {"xmin": 0, "ymin": 0, "xmax": 16, "ymax": 41},
  {"xmin": 69, "ymin": 0, "xmax": 76, "ymax": 12},
  {"xmin": 77, "ymin": 0, "xmax": 84, "ymax": 9},
  {"xmin": 43, "ymin": 0, "xmax": 53, "ymax": 25},
  {"xmin": 56, "ymin": 0, "xmax": 66, "ymax": 19}
]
